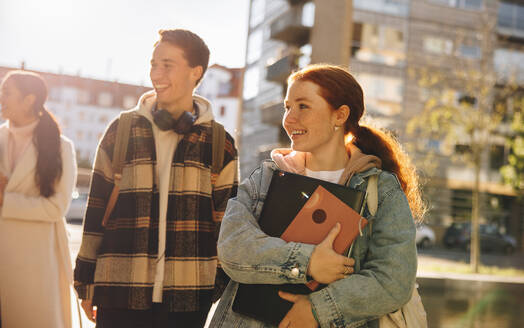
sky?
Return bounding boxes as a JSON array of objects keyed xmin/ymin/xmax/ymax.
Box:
[{"xmin": 0, "ymin": 0, "xmax": 249, "ymax": 86}]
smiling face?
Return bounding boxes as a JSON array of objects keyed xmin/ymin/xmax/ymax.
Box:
[
  {"xmin": 283, "ymin": 80, "xmax": 347, "ymax": 155},
  {"xmin": 149, "ymin": 41, "xmax": 203, "ymax": 114},
  {"xmin": 0, "ymin": 78, "xmax": 37, "ymax": 126}
]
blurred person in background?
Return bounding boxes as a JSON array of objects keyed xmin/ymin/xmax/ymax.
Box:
[{"xmin": 0, "ymin": 70, "xmax": 77, "ymax": 328}]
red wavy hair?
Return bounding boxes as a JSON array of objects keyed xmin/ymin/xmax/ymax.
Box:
[{"xmin": 288, "ymin": 64, "xmax": 425, "ymax": 220}]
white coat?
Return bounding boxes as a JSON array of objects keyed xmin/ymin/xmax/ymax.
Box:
[{"xmin": 0, "ymin": 123, "xmax": 76, "ymax": 328}]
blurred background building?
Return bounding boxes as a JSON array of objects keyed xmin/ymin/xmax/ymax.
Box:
[
  {"xmin": 0, "ymin": 65, "xmax": 151, "ymax": 166},
  {"xmin": 196, "ymin": 64, "xmax": 244, "ymax": 140},
  {"xmin": 0, "ymin": 63, "xmax": 243, "ymax": 163},
  {"xmin": 239, "ymin": 0, "xmax": 524, "ymax": 248},
  {"xmin": 0, "ymin": 63, "xmax": 242, "ymax": 195}
]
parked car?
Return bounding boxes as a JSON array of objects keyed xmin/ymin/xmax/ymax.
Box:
[
  {"xmin": 66, "ymin": 190, "xmax": 88, "ymax": 222},
  {"xmin": 416, "ymin": 224, "xmax": 436, "ymax": 249},
  {"xmin": 443, "ymin": 222, "xmax": 516, "ymax": 254}
]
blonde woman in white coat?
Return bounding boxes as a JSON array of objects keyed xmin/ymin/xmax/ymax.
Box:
[{"xmin": 0, "ymin": 70, "xmax": 77, "ymax": 328}]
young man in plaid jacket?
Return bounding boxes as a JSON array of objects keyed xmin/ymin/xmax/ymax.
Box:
[{"xmin": 74, "ymin": 29, "xmax": 238, "ymax": 328}]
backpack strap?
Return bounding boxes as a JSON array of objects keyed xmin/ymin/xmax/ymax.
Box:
[
  {"xmin": 101, "ymin": 110, "xmax": 135, "ymax": 226},
  {"xmin": 211, "ymin": 120, "xmax": 226, "ymax": 175},
  {"xmin": 366, "ymin": 174, "xmax": 379, "ymax": 237},
  {"xmin": 366, "ymin": 174, "xmax": 378, "ymax": 216},
  {"xmin": 112, "ymin": 111, "xmax": 134, "ymax": 180}
]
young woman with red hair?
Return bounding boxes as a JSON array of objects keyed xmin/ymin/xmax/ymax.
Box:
[{"xmin": 211, "ymin": 64, "xmax": 423, "ymax": 328}]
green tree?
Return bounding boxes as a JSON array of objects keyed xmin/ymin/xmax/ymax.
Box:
[
  {"xmin": 405, "ymin": 15, "xmax": 521, "ymax": 272},
  {"xmin": 501, "ymin": 98, "xmax": 524, "ymax": 195}
]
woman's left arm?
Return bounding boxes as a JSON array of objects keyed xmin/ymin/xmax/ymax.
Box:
[
  {"xmin": 1, "ymin": 140, "xmax": 77, "ymax": 222},
  {"xmin": 309, "ymin": 172, "xmax": 417, "ymax": 328}
]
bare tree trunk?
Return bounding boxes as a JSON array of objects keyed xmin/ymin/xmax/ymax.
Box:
[{"xmin": 471, "ymin": 159, "xmax": 481, "ymax": 273}]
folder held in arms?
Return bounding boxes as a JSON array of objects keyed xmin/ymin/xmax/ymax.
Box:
[{"xmin": 232, "ymin": 170, "xmax": 367, "ymax": 325}]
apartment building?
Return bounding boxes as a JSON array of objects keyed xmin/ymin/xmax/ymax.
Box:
[
  {"xmin": 240, "ymin": 0, "xmax": 523, "ymax": 245},
  {"xmin": 0, "ymin": 65, "xmax": 151, "ymax": 165},
  {"xmin": 197, "ymin": 64, "xmax": 244, "ymax": 140}
]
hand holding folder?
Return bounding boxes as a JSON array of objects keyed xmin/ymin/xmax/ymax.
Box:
[
  {"xmin": 232, "ymin": 170, "xmax": 366, "ymax": 325},
  {"xmin": 281, "ymin": 185, "xmax": 367, "ymax": 290}
]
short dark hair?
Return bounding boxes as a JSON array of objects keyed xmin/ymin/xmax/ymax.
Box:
[{"xmin": 156, "ymin": 29, "xmax": 210, "ymax": 85}]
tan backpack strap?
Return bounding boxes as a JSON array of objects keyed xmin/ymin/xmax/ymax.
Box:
[
  {"xmin": 366, "ymin": 174, "xmax": 378, "ymax": 216},
  {"xmin": 102, "ymin": 111, "xmax": 134, "ymax": 227},
  {"xmin": 366, "ymin": 174, "xmax": 379, "ymax": 237},
  {"xmin": 211, "ymin": 120, "xmax": 226, "ymax": 175}
]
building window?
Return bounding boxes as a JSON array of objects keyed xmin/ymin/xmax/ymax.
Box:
[
  {"xmin": 423, "ymin": 37, "xmax": 453, "ymax": 55},
  {"xmin": 220, "ymin": 106, "xmax": 226, "ymax": 117},
  {"xmin": 62, "ymin": 117, "xmax": 70, "ymax": 129},
  {"xmin": 78, "ymin": 111, "xmax": 85, "ymax": 120},
  {"xmin": 98, "ymin": 92, "xmax": 113, "ymax": 107},
  {"xmin": 76, "ymin": 130, "xmax": 84, "ymax": 141},
  {"xmin": 498, "ymin": 2, "xmax": 514, "ymax": 29},
  {"xmin": 457, "ymin": 94, "xmax": 477, "ymax": 106},
  {"xmin": 450, "ymin": 189, "xmax": 472, "ymax": 220},
  {"xmin": 49, "ymin": 87, "xmax": 62, "ymax": 102},
  {"xmin": 490, "ymin": 145, "xmax": 506, "ymax": 170},
  {"xmin": 298, "ymin": 44, "xmax": 312, "ymax": 68},
  {"xmin": 356, "ymin": 73, "xmax": 403, "ymax": 116},
  {"xmin": 218, "ymin": 82, "xmax": 231, "ymax": 96},
  {"xmin": 454, "ymin": 144, "xmax": 471, "ymax": 155},
  {"xmin": 301, "ymin": 2, "xmax": 315, "ymax": 27},
  {"xmin": 458, "ymin": 45, "xmax": 481, "ymax": 59},
  {"xmin": 250, "ymin": 0, "xmax": 265, "ymax": 28},
  {"xmin": 243, "ymin": 66, "xmax": 260, "ymax": 100},
  {"xmin": 247, "ymin": 28, "xmax": 264, "ymax": 65},
  {"xmin": 494, "ymin": 49, "xmax": 524, "ymax": 82},
  {"xmin": 353, "ymin": 0, "xmax": 409, "ymax": 17},
  {"xmin": 99, "ymin": 115, "xmax": 108, "ymax": 124},
  {"xmin": 463, "ymin": 0, "xmax": 482, "ymax": 9},
  {"xmin": 441, "ymin": 90, "xmax": 478, "ymax": 107},
  {"xmin": 78, "ymin": 90, "xmax": 91, "ymax": 105},
  {"xmin": 351, "ymin": 22, "xmax": 406, "ymax": 66},
  {"xmin": 498, "ymin": 2, "xmax": 524, "ymax": 32},
  {"xmin": 426, "ymin": 139, "xmax": 442, "ymax": 153},
  {"xmin": 123, "ymin": 95, "xmax": 136, "ymax": 109},
  {"xmin": 429, "ymin": 0, "xmax": 482, "ymax": 10}
]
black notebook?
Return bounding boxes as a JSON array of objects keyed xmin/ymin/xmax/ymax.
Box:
[{"xmin": 232, "ymin": 169, "xmax": 365, "ymax": 325}]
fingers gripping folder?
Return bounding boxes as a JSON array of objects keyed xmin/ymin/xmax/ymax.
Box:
[{"xmin": 232, "ymin": 169, "xmax": 371, "ymax": 325}]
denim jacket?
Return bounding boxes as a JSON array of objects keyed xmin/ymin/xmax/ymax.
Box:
[{"xmin": 210, "ymin": 161, "xmax": 417, "ymax": 328}]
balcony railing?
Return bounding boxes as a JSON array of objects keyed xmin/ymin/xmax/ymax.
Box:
[
  {"xmin": 260, "ymin": 102, "xmax": 285, "ymax": 126},
  {"xmin": 270, "ymin": 6, "xmax": 312, "ymax": 46},
  {"xmin": 287, "ymin": 0, "xmax": 307, "ymax": 5},
  {"xmin": 266, "ymin": 54, "xmax": 299, "ymax": 84}
]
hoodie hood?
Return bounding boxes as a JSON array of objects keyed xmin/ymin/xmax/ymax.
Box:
[
  {"xmin": 134, "ymin": 90, "xmax": 214, "ymax": 125},
  {"xmin": 271, "ymin": 143, "xmax": 382, "ymax": 184}
]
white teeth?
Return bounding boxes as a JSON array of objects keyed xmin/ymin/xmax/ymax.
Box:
[
  {"xmin": 291, "ymin": 130, "xmax": 307, "ymax": 135},
  {"xmin": 155, "ymin": 84, "xmax": 169, "ymax": 89}
]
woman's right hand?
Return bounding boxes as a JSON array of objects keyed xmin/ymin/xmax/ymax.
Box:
[{"xmin": 307, "ymin": 223, "xmax": 355, "ymax": 284}]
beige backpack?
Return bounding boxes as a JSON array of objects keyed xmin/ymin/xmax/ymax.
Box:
[{"xmin": 366, "ymin": 175, "xmax": 428, "ymax": 328}]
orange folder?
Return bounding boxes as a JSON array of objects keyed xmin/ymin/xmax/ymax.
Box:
[{"xmin": 280, "ymin": 185, "xmax": 367, "ymax": 290}]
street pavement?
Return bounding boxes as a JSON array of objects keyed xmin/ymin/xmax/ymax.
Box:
[
  {"xmin": 67, "ymin": 223, "xmax": 217, "ymax": 328},
  {"xmin": 67, "ymin": 222, "xmax": 524, "ymax": 327}
]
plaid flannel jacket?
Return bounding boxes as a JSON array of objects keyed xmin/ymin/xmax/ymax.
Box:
[{"xmin": 74, "ymin": 112, "xmax": 238, "ymax": 312}]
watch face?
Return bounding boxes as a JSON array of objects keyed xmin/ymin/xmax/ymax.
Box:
[{"xmin": 281, "ymin": 185, "xmax": 367, "ymax": 256}]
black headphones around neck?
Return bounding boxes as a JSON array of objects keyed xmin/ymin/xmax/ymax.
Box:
[{"xmin": 152, "ymin": 101, "xmax": 199, "ymax": 134}]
